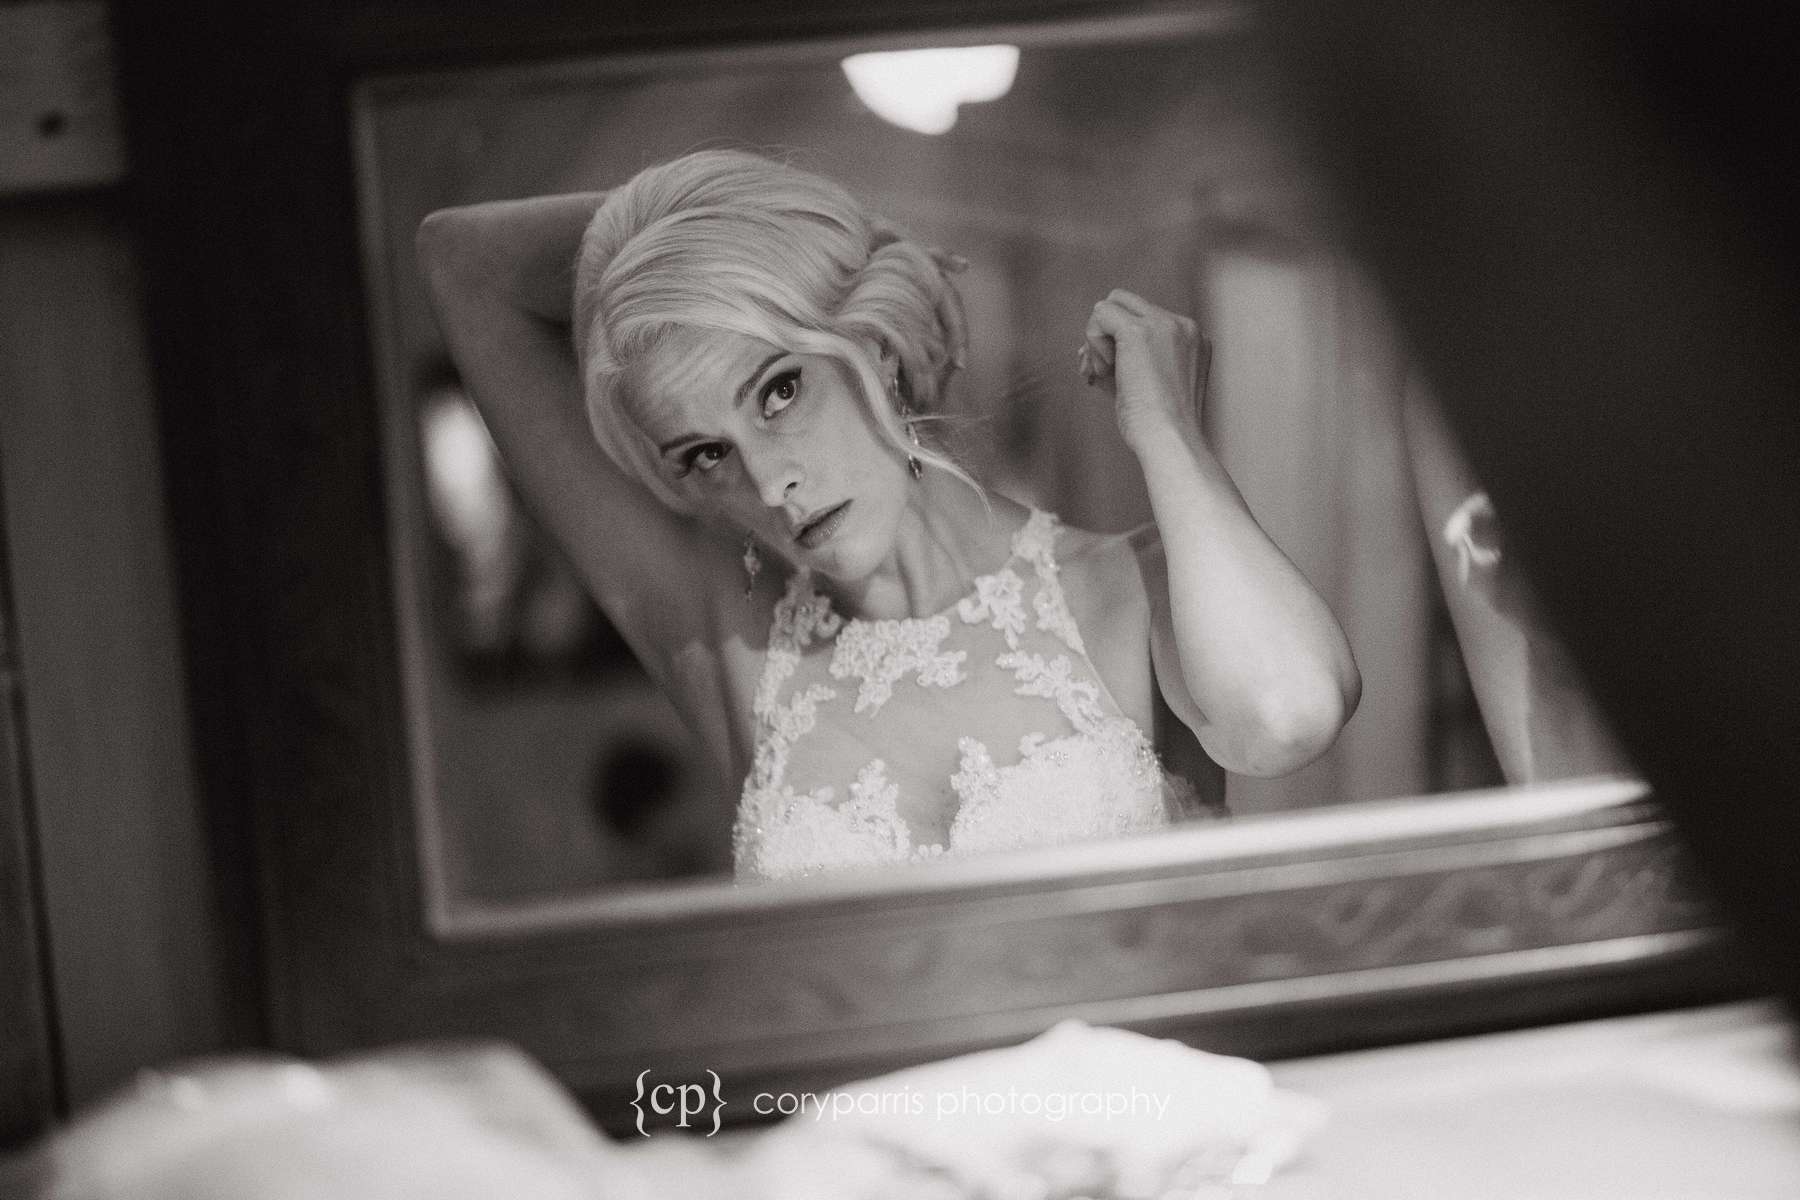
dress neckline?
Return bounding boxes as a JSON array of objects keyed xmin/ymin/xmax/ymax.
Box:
[{"xmin": 787, "ymin": 508, "xmax": 1057, "ymax": 633}]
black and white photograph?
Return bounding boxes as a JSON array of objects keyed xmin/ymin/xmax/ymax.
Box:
[{"xmin": 3, "ymin": 1, "xmax": 1799, "ymax": 1196}]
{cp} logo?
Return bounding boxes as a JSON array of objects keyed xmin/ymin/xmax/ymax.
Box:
[{"xmin": 630, "ymin": 1069, "xmax": 727, "ymax": 1136}]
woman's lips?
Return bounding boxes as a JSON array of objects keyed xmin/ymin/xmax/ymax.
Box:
[{"xmin": 796, "ymin": 501, "xmax": 851, "ymax": 549}]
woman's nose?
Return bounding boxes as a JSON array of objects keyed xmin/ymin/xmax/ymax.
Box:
[{"xmin": 742, "ymin": 445, "xmax": 803, "ymax": 509}]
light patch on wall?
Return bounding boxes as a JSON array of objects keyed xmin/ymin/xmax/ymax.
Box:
[{"xmin": 840, "ymin": 45, "xmax": 1020, "ymax": 136}]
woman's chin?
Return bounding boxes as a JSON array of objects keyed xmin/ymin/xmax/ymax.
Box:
[
  {"xmin": 804, "ymin": 543, "xmax": 868, "ymax": 584},
  {"xmin": 803, "ymin": 532, "xmax": 888, "ymax": 589}
]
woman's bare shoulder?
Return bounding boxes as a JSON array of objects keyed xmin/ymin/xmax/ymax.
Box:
[
  {"xmin": 1054, "ymin": 518, "xmax": 1159, "ymax": 582},
  {"xmin": 1050, "ymin": 517, "xmax": 1156, "ymax": 728},
  {"xmin": 1052, "ymin": 519, "xmax": 1154, "ymax": 630},
  {"xmin": 1112, "ymin": 520, "xmax": 1171, "ymax": 591}
]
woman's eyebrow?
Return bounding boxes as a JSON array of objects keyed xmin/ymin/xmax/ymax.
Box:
[
  {"xmin": 654, "ymin": 351, "xmax": 788, "ymax": 457},
  {"xmin": 733, "ymin": 351, "xmax": 787, "ymax": 407}
]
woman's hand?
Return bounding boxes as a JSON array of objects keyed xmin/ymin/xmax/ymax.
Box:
[{"xmin": 1079, "ymin": 289, "xmax": 1212, "ymax": 452}]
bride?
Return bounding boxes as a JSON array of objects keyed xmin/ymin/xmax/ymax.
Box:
[{"xmin": 416, "ymin": 150, "xmax": 1359, "ymax": 882}]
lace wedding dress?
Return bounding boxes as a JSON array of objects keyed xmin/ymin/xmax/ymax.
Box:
[{"xmin": 734, "ymin": 510, "xmax": 1201, "ymax": 881}]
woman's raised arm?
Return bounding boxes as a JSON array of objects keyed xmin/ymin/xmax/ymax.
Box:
[
  {"xmin": 1083, "ymin": 289, "xmax": 1361, "ymax": 777},
  {"xmin": 415, "ymin": 197, "xmax": 747, "ymax": 757}
]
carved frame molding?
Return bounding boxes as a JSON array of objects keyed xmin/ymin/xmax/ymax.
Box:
[{"xmin": 286, "ymin": 781, "xmax": 1747, "ymax": 1129}]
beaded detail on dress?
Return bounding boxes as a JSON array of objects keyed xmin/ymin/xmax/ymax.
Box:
[{"xmin": 733, "ymin": 510, "xmax": 1191, "ymax": 881}]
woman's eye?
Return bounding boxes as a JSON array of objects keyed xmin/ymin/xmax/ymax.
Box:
[
  {"xmin": 761, "ymin": 369, "xmax": 801, "ymax": 418},
  {"xmin": 682, "ymin": 443, "xmax": 729, "ymax": 475}
]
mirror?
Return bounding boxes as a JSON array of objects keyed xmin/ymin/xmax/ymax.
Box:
[
  {"xmin": 352, "ymin": 13, "xmax": 1632, "ymax": 921},
  {"xmin": 116, "ymin": 0, "xmax": 1738, "ymax": 1115}
]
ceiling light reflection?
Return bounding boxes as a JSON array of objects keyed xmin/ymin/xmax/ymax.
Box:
[{"xmin": 841, "ymin": 45, "xmax": 1020, "ymax": 136}]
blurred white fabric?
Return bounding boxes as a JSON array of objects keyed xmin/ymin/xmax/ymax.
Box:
[
  {"xmin": 613, "ymin": 1020, "xmax": 1327, "ymax": 1199},
  {"xmin": 1261, "ymin": 1002, "xmax": 1800, "ymax": 1200}
]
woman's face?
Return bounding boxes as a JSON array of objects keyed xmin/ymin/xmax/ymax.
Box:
[{"xmin": 629, "ymin": 327, "xmax": 915, "ymax": 583}]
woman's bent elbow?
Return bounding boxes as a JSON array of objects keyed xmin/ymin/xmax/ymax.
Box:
[
  {"xmin": 415, "ymin": 208, "xmax": 470, "ymax": 281},
  {"xmin": 1232, "ymin": 672, "xmax": 1358, "ymax": 778},
  {"xmin": 415, "ymin": 206, "xmax": 506, "ymax": 297}
]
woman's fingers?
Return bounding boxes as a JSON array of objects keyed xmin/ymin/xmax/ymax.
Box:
[
  {"xmin": 1079, "ymin": 309, "xmax": 1118, "ymax": 391},
  {"xmin": 1080, "ymin": 291, "xmax": 1215, "ymax": 437},
  {"xmin": 1089, "ymin": 293, "xmax": 1207, "ymax": 361},
  {"xmin": 1082, "ymin": 296, "xmax": 1148, "ymax": 382},
  {"xmin": 1079, "ymin": 289, "xmax": 1213, "ymax": 431},
  {"xmin": 1086, "ymin": 294, "xmax": 1148, "ymax": 347},
  {"xmin": 1076, "ymin": 341, "xmax": 1108, "ymax": 388},
  {"xmin": 1080, "ymin": 323, "xmax": 1116, "ymax": 368},
  {"xmin": 1104, "ymin": 287, "xmax": 1156, "ymax": 317},
  {"xmin": 1100, "ymin": 289, "xmax": 1202, "ymax": 340}
]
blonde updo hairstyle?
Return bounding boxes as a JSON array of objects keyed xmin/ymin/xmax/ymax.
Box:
[{"xmin": 573, "ymin": 149, "xmax": 973, "ymax": 514}]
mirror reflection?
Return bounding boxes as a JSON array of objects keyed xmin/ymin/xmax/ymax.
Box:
[{"xmin": 355, "ymin": 21, "xmax": 1619, "ymax": 908}]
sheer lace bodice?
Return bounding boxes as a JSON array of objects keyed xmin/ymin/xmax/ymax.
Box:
[{"xmin": 734, "ymin": 510, "xmax": 1196, "ymax": 882}]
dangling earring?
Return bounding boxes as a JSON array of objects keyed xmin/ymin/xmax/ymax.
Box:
[
  {"xmin": 741, "ymin": 535, "xmax": 761, "ymax": 598},
  {"xmin": 890, "ymin": 373, "xmax": 924, "ymax": 479},
  {"xmin": 903, "ymin": 411, "xmax": 924, "ymax": 480}
]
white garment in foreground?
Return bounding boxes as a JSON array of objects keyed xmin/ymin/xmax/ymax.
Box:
[{"xmin": 606, "ymin": 1020, "xmax": 1327, "ymax": 1200}]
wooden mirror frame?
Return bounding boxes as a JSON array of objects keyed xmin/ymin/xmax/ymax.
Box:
[{"xmin": 116, "ymin": 0, "xmax": 1754, "ymax": 1128}]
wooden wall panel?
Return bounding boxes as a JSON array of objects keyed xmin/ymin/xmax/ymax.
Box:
[{"xmin": 0, "ymin": 201, "xmax": 244, "ymax": 1108}]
